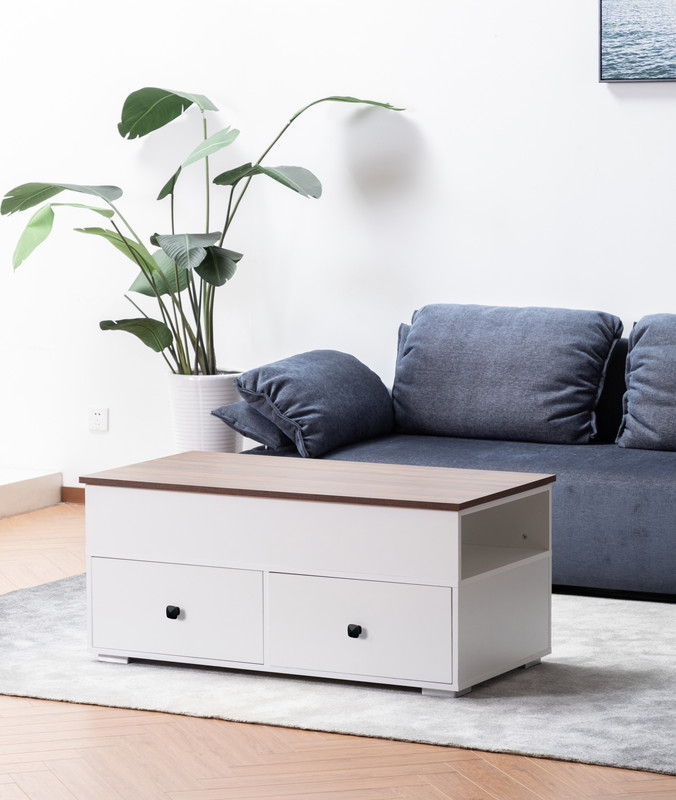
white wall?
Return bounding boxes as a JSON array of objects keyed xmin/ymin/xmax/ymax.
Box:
[{"xmin": 1, "ymin": 0, "xmax": 675, "ymax": 484}]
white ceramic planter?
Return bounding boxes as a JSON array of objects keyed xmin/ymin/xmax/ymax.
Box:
[{"xmin": 169, "ymin": 372, "xmax": 242, "ymax": 453}]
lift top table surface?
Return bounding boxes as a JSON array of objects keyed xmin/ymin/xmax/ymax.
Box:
[{"xmin": 80, "ymin": 450, "xmax": 555, "ymax": 512}]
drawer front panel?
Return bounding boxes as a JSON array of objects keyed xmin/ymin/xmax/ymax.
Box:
[
  {"xmin": 91, "ymin": 558, "xmax": 263, "ymax": 663},
  {"xmin": 268, "ymin": 573, "xmax": 452, "ymax": 683},
  {"xmin": 86, "ymin": 487, "xmax": 458, "ymax": 585}
]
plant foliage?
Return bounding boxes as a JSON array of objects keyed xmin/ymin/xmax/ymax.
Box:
[
  {"xmin": 12, "ymin": 203, "xmax": 113, "ymax": 267},
  {"xmin": 151, "ymin": 232, "xmax": 221, "ymax": 271},
  {"xmin": 99, "ymin": 318, "xmax": 173, "ymax": 351},
  {"xmin": 118, "ymin": 88, "xmax": 217, "ymax": 139},
  {"xmin": 195, "ymin": 247, "xmax": 242, "ymax": 286},
  {"xmin": 3, "ymin": 89, "xmax": 403, "ymax": 373}
]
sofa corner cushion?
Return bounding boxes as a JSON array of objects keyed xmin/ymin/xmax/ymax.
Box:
[
  {"xmin": 397, "ymin": 323, "xmax": 411, "ymax": 361},
  {"xmin": 211, "ymin": 401, "xmax": 293, "ymax": 449},
  {"xmin": 236, "ymin": 350, "xmax": 394, "ymax": 457},
  {"xmin": 593, "ymin": 337, "xmax": 628, "ymax": 443},
  {"xmin": 617, "ymin": 314, "xmax": 676, "ymax": 451},
  {"xmin": 393, "ymin": 303, "xmax": 623, "ymax": 444}
]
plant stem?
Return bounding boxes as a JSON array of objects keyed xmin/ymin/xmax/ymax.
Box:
[
  {"xmin": 219, "ymin": 185, "xmax": 235, "ymax": 246},
  {"xmin": 199, "ymin": 114, "xmax": 216, "ymax": 372},
  {"xmin": 193, "ymin": 276, "xmax": 205, "ymax": 374},
  {"xmin": 218, "ymin": 101, "xmax": 326, "ymax": 240},
  {"xmin": 170, "ymin": 192, "xmax": 175, "ymax": 235},
  {"xmin": 173, "ymin": 262, "xmax": 190, "ymax": 355},
  {"xmin": 168, "ymin": 293, "xmax": 189, "ymax": 371},
  {"xmin": 110, "ymin": 219, "xmax": 184, "ymax": 371},
  {"xmin": 172, "ymin": 295, "xmax": 199, "ymax": 355},
  {"xmin": 203, "ymin": 115, "xmax": 210, "ymax": 234},
  {"xmin": 206, "ymin": 284, "xmax": 216, "ymax": 372},
  {"xmin": 213, "ymin": 99, "xmax": 351, "ymax": 367},
  {"xmin": 203, "ymin": 282, "xmax": 215, "ymax": 374},
  {"xmin": 186, "ymin": 273, "xmax": 208, "ymax": 374},
  {"xmin": 107, "ymin": 201, "xmax": 144, "ymax": 245}
]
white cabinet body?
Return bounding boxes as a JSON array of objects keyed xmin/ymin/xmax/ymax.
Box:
[{"xmin": 86, "ymin": 484, "xmax": 551, "ymax": 694}]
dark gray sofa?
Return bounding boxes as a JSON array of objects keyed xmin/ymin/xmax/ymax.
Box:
[
  {"xmin": 300, "ymin": 434, "xmax": 675, "ymax": 596},
  {"xmin": 235, "ymin": 314, "xmax": 676, "ymax": 598},
  {"xmin": 303, "ymin": 337, "xmax": 676, "ymax": 596}
]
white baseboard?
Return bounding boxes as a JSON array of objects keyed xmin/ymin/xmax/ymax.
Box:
[{"xmin": 0, "ymin": 470, "xmax": 62, "ymax": 518}]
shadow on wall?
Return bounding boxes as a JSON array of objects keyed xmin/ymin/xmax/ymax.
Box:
[
  {"xmin": 605, "ymin": 81, "xmax": 676, "ymax": 101},
  {"xmin": 343, "ymin": 107, "xmax": 425, "ymax": 200}
]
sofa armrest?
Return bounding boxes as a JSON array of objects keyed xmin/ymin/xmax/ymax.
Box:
[{"xmin": 236, "ymin": 349, "xmax": 394, "ymax": 457}]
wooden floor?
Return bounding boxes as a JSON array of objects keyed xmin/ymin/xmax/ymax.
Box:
[{"xmin": 0, "ymin": 505, "xmax": 673, "ymax": 800}]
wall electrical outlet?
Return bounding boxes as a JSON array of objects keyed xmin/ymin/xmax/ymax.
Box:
[{"xmin": 89, "ymin": 407, "xmax": 109, "ymax": 432}]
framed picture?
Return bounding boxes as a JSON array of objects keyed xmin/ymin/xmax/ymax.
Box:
[{"xmin": 600, "ymin": 0, "xmax": 676, "ymax": 81}]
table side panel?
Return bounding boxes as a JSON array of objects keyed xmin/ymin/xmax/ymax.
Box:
[
  {"xmin": 456, "ymin": 555, "xmax": 551, "ymax": 689},
  {"xmin": 86, "ymin": 486, "xmax": 459, "ymax": 586}
]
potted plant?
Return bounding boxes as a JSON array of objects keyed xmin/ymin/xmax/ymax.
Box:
[{"xmin": 1, "ymin": 88, "xmax": 402, "ymax": 451}]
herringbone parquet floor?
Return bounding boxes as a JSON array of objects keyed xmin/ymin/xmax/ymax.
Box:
[{"xmin": 0, "ymin": 503, "xmax": 673, "ymax": 800}]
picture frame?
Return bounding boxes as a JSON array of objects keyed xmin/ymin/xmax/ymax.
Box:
[{"xmin": 600, "ymin": 0, "xmax": 676, "ymax": 82}]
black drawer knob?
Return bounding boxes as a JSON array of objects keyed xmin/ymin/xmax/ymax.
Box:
[
  {"xmin": 166, "ymin": 605, "xmax": 181, "ymax": 619},
  {"xmin": 347, "ymin": 624, "xmax": 363, "ymax": 638}
]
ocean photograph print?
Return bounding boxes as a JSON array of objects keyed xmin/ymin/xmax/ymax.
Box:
[{"xmin": 601, "ymin": 0, "xmax": 676, "ymax": 80}]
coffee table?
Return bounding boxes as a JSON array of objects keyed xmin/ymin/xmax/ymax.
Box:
[{"xmin": 81, "ymin": 452, "xmax": 555, "ymax": 697}]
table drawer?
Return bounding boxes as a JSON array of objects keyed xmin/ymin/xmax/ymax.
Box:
[
  {"xmin": 90, "ymin": 558, "xmax": 263, "ymax": 664},
  {"xmin": 268, "ymin": 573, "xmax": 452, "ymax": 683}
]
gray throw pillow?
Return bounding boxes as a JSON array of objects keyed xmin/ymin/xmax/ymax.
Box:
[
  {"xmin": 617, "ymin": 314, "xmax": 676, "ymax": 451},
  {"xmin": 211, "ymin": 401, "xmax": 294, "ymax": 450},
  {"xmin": 237, "ymin": 350, "xmax": 394, "ymax": 457},
  {"xmin": 393, "ymin": 303, "xmax": 623, "ymax": 444}
]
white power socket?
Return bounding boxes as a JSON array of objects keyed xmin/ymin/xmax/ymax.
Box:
[{"xmin": 89, "ymin": 408, "xmax": 109, "ymax": 432}]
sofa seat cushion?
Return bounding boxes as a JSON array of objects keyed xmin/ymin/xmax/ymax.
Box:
[
  {"xmin": 393, "ymin": 304, "xmax": 623, "ymax": 444},
  {"xmin": 314, "ymin": 435, "xmax": 675, "ymax": 595}
]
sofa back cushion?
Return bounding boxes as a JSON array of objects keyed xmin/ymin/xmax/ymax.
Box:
[
  {"xmin": 393, "ymin": 303, "xmax": 623, "ymax": 444},
  {"xmin": 617, "ymin": 314, "xmax": 676, "ymax": 451}
]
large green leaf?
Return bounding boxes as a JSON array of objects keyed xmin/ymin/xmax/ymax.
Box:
[
  {"xmin": 129, "ymin": 250, "xmax": 188, "ymax": 296},
  {"xmin": 12, "ymin": 202, "xmax": 114, "ymax": 268},
  {"xmin": 1, "ymin": 183, "xmax": 122, "ymax": 215},
  {"xmin": 292, "ymin": 96, "xmax": 405, "ymax": 121},
  {"xmin": 257, "ymin": 166, "xmax": 322, "ymax": 198},
  {"xmin": 75, "ymin": 227, "xmax": 159, "ymax": 276},
  {"xmin": 182, "ymin": 126, "xmax": 239, "ymax": 167},
  {"xmin": 157, "ymin": 167, "xmax": 181, "ymax": 201},
  {"xmin": 50, "ymin": 203, "xmax": 114, "ymax": 217},
  {"xmin": 158, "ymin": 128, "xmax": 240, "ymax": 198},
  {"xmin": 12, "ymin": 205, "xmax": 53, "ymax": 268},
  {"xmin": 99, "ymin": 317, "xmax": 173, "ymax": 352},
  {"xmin": 118, "ymin": 87, "xmax": 218, "ymax": 139},
  {"xmin": 172, "ymin": 91, "xmax": 217, "ymax": 112},
  {"xmin": 195, "ymin": 246, "xmax": 242, "ymax": 286},
  {"xmin": 212, "ymin": 164, "xmax": 322, "ymax": 197},
  {"xmin": 151, "ymin": 232, "xmax": 220, "ymax": 271},
  {"xmin": 212, "ymin": 162, "xmax": 255, "ymax": 186}
]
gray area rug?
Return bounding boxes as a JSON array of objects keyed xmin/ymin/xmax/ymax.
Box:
[{"xmin": 1, "ymin": 575, "xmax": 674, "ymax": 774}]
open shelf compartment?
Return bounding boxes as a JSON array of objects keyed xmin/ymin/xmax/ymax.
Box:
[{"xmin": 460, "ymin": 490, "xmax": 550, "ymax": 580}]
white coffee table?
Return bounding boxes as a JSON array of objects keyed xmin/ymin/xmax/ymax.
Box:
[{"xmin": 81, "ymin": 452, "xmax": 554, "ymax": 697}]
